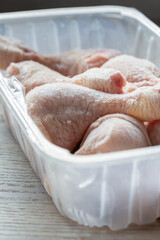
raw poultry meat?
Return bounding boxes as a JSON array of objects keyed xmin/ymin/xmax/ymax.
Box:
[
  {"xmin": 0, "ymin": 35, "xmax": 120, "ymax": 76},
  {"xmin": 147, "ymin": 120, "xmax": 160, "ymax": 146},
  {"xmin": 102, "ymin": 54, "xmax": 160, "ymax": 147},
  {"xmin": 2, "ymin": 34, "xmax": 160, "ymax": 154},
  {"xmin": 0, "ymin": 35, "xmax": 40, "ymax": 70},
  {"xmin": 26, "ymin": 82, "xmax": 160, "ymax": 151},
  {"xmin": 43, "ymin": 48, "xmax": 121, "ymax": 77},
  {"xmin": 69, "ymin": 67, "xmax": 126, "ymax": 94},
  {"xmin": 7, "ymin": 61, "xmax": 67, "ymax": 94},
  {"xmin": 102, "ymin": 54, "xmax": 160, "ymax": 92},
  {"xmin": 75, "ymin": 114, "xmax": 151, "ymax": 155},
  {"xmin": 7, "ymin": 61, "xmax": 126, "ymax": 94}
]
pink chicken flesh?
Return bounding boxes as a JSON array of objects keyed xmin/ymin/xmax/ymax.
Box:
[
  {"xmin": 75, "ymin": 114, "xmax": 151, "ymax": 155},
  {"xmin": 26, "ymin": 83, "xmax": 160, "ymax": 151},
  {"xmin": 7, "ymin": 60, "xmax": 126, "ymax": 94},
  {"xmin": 102, "ymin": 54, "xmax": 160, "ymax": 92},
  {"xmin": 0, "ymin": 35, "xmax": 120, "ymax": 76}
]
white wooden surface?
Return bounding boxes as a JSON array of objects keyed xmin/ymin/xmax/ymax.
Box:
[{"xmin": 1, "ymin": 111, "xmax": 160, "ymax": 240}]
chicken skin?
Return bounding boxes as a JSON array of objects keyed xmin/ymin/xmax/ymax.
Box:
[
  {"xmin": 26, "ymin": 83, "xmax": 160, "ymax": 151},
  {"xmin": 0, "ymin": 35, "xmax": 120, "ymax": 76},
  {"xmin": 44, "ymin": 48, "xmax": 121, "ymax": 77},
  {"xmin": 7, "ymin": 61, "xmax": 66, "ymax": 94},
  {"xmin": 75, "ymin": 114, "xmax": 151, "ymax": 155},
  {"xmin": 0, "ymin": 35, "xmax": 40, "ymax": 70},
  {"xmin": 2, "ymin": 35, "xmax": 160, "ymax": 154},
  {"xmin": 7, "ymin": 61, "xmax": 126, "ymax": 94},
  {"xmin": 102, "ymin": 55, "xmax": 160, "ymax": 92}
]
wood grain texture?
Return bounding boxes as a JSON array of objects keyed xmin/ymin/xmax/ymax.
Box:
[{"xmin": 0, "ymin": 113, "xmax": 160, "ymax": 240}]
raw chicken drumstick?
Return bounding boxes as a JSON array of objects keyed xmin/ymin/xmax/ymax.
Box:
[
  {"xmin": 7, "ymin": 61, "xmax": 126, "ymax": 94},
  {"xmin": 43, "ymin": 48, "xmax": 121, "ymax": 77},
  {"xmin": 7, "ymin": 61, "xmax": 66, "ymax": 94},
  {"xmin": 102, "ymin": 54, "xmax": 160, "ymax": 92},
  {"xmin": 0, "ymin": 35, "xmax": 120, "ymax": 76},
  {"xmin": 75, "ymin": 114, "xmax": 151, "ymax": 155},
  {"xmin": 0, "ymin": 35, "xmax": 40, "ymax": 70},
  {"xmin": 104, "ymin": 55, "xmax": 160, "ymax": 142},
  {"xmin": 26, "ymin": 82, "xmax": 160, "ymax": 151}
]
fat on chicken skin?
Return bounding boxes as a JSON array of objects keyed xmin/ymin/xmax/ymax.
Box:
[
  {"xmin": 26, "ymin": 82, "xmax": 160, "ymax": 151},
  {"xmin": 75, "ymin": 114, "xmax": 151, "ymax": 155},
  {"xmin": 7, "ymin": 60, "xmax": 126, "ymax": 94}
]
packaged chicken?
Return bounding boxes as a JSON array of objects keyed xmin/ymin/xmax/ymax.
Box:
[{"xmin": 0, "ymin": 6, "xmax": 160, "ymax": 230}]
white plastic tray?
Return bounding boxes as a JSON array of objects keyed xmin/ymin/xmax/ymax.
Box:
[{"xmin": 0, "ymin": 6, "xmax": 160, "ymax": 230}]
